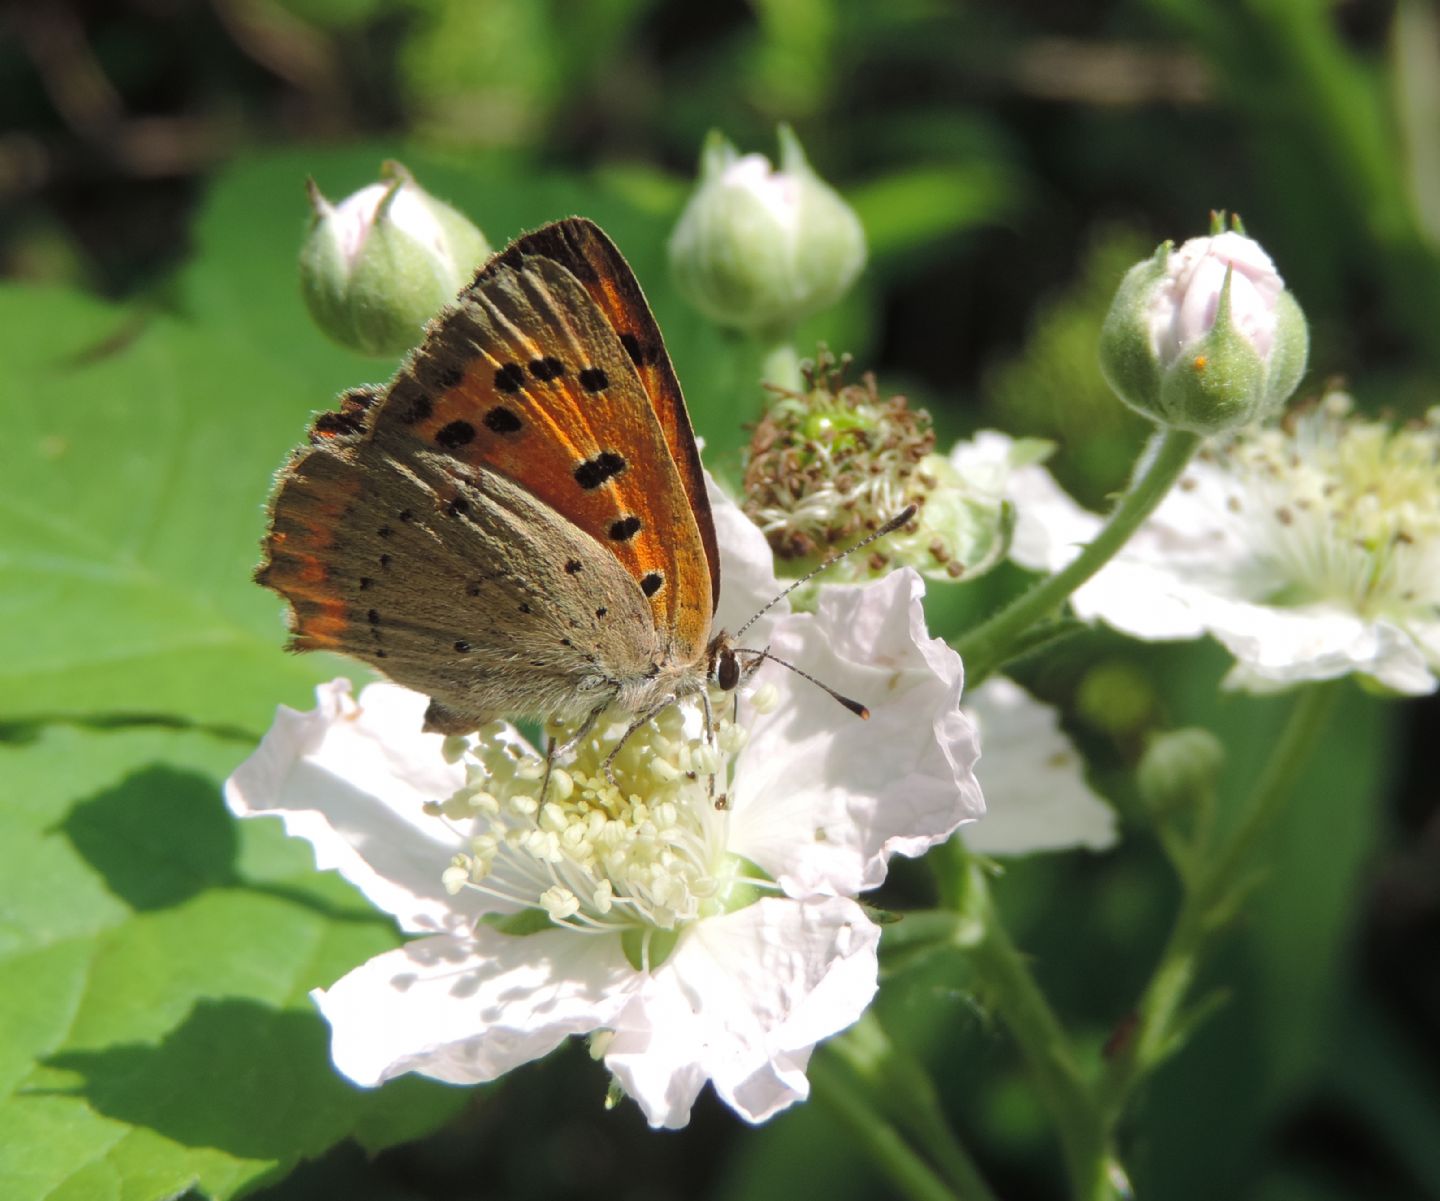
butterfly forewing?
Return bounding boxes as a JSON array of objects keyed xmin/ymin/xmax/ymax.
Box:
[
  {"xmin": 370, "ymin": 247, "xmax": 712, "ymax": 658},
  {"xmin": 490, "ymin": 219, "xmax": 720, "ymax": 610}
]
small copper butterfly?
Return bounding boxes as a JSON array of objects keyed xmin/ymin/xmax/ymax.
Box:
[{"xmin": 259, "ymin": 218, "xmax": 748, "ymax": 737}]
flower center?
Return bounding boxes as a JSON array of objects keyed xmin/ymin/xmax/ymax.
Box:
[
  {"xmin": 742, "ymin": 351, "xmax": 939, "ymax": 577},
  {"xmin": 1214, "ymin": 393, "xmax": 1440, "ymax": 616},
  {"xmin": 432, "ymin": 696, "xmax": 765, "ymax": 945}
]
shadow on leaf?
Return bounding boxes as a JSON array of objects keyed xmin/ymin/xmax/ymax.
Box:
[
  {"xmin": 0, "ymin": 711, "xmax": 258, "ymax": 747},
  {"xmin": 57, "ymin": 763, "xmax": 241, "ymax": 910},
  {"xmin": 43, "ymin": 998, "xmax": 448, "ymax": 1160}
]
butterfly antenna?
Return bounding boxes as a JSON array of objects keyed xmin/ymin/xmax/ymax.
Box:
[
  {"xmin": 734, "ymin": 648, "xmax": 870, "ymax": 719},
  {"xmin": 733, "ymin": 504, "xmax": 918, "ymax": 643}
]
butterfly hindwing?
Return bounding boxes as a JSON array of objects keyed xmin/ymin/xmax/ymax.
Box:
[{"xmin": 260, "ymin": 430, "xmax": 663, "ymax": 728}]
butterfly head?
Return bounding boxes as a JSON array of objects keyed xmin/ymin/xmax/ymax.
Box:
[{"xmin": 708, "ymin": 634, "xmax": 743, "ymax": 694}]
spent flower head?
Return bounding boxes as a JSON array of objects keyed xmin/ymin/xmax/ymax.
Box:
[
  {"xmin": 669, "ymin": 126, "xmax": 866, "ymax": 337},
  {"xmin": 743, "ymin": 351, "xmax": 1020, "ymax": 584},
  {"xmin": 225, "ymin": 483, "xmax": 984, "ymax": 1127},
  {"xmin": 300, "ymin": 161, "xmax": 491, "ymax": 357},
  {"xmin": 1099, "ymin": 216, "xmax": 1308, "ymax": 433},
  {"xmin": 1007, "ymin": 393, "xmax": 1440, "ymax": 694}
]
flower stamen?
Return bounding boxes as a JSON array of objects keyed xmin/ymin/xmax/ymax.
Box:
[{"xmin": 433, "ymin": 696, "xmax": 775, "ymax": 943}]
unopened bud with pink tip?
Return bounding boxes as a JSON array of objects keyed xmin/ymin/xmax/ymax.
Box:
[
  {"xmin": 1098, "ymin": 217, "xmax": 1308, "ymax": 433},
  {"xmin": 299, "ymin": 161, "xmax": 491, "ymax": 357}
]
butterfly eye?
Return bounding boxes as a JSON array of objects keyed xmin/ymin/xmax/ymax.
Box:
[{"xmin": 716, "ymin": 649, "xmax": 741, "ymax": 692}]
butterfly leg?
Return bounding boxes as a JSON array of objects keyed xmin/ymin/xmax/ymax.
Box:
[
  {"xmin": 553, "ymin": 701, "xmax": 608, "ymax": 761},
  {"xmin": 539, "ymin": 733, "xmax": 557, "ymax": 805},
  {"xmin": 599, "ymin": 697, "xmax": 678, "ymax": 791},
  {"xmin": 696, "ymin": 688, "xmax": 727, "ymax": 810}
]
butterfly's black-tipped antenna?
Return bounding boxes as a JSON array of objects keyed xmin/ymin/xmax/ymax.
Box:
[
  {"xmin": 734, "ymin": 505, "xmax": 918, "ymax": 643},
  {"xmin": 734, "ymin": 647, "xmax": 871, "ymax": 719}
]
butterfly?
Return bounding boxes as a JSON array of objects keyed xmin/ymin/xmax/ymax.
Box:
[{"xmin": 259, "ymin": 217, "xmax": 748, "ymax": 740}]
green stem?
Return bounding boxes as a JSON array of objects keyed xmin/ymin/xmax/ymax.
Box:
[
  {"xmin": 758, "ymin": 336, "xmax": 804, "ymax": 392},
  {"xmin": 955, "ymin": 429, "xmax": 1201, "ymax": 681},
  {"xmin": 1097, "ymin": 680, "xmax": 1344, "ymax": 1120},
  {"xmin": 963, "ymin": 865, "xmax": 1119, "ymax": 1200},
  {"xmin": 809, "ymin": 1053, "xmax": 965, "ymax": 1201},
  {"xmin": 832, "ymin": 1012, "xmax": 1002, "ymax": 1201}
]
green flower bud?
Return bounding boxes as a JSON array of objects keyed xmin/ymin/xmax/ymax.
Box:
[
  {"xmin": 299, "ymin": 161, "xmax": 491, "ymax": 357},
  {"xmin": 668, "ymin": 125, "xmax": 866, "ymax": 337},
  {"xmin": 1136, "ymin": 727, "xmax": 1224, "ymax": 819},
  {"xmin": 1098, "ymin": 226, "xmax": 1308, "ymax": 433}
]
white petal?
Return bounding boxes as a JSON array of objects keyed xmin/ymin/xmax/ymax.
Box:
[
  {"xmin": 729, "ymin": 569, "xmax": 984, "ymax": 896},
  {"xmin": 708, "ymin": 475, "xmax": 786, "ymax": 640},
  {"xmin": 962, "ymin": 678, "xmax": 1116, "ymax": 854},
  {"xmin": 1005, "ymin": 452, "xmax": 1277, "ymax": 642},
  {"xmin": 1212, "ymin": 603, "xmax": 1439, "ymax": 695},
  {"xmin": 224, "ymin": 679, "xmax": 484, "ymax": 933},
  {"xmin": 314, "ymin": 927, "xmax": 639, "ymax": 1086},
  {"xmin": 604, "ymin": 897, "xmax": 879, "ymax": 1128},
  {"xmin": 1003, "ymin": 456, "xmax": 1104, "ymax": 574},
  {"xmin": 1069, "ymin": 559, "xmax": 1215, "ymax": 639}
]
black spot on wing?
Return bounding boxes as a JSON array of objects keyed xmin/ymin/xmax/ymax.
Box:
[
  {"xmin": 391, "ymin": 376, "xmax": 433, "ymax": 424},
  {"xmin": 640, "ymin": 571, "xmax": 664, "ymax": 598},
  {"xmin": 484, "ymin": 406, "xmax": 522, "ymax": 434},
  {"xmin": 619, "ymin": 332, "xmax": 651, "ymax": 367},
  {"xmin": 609, "ymin": 515, "xmax": 641, "ymax": 541},
  {"xmin": 436, "ymin": 420, "xmax": 476, "ymax": 449},
  {"xmin": 494, "ymin": 363, "xmax": 525, "ymax": 393},
  {"xmin": 574, "ymin": 451, "xmax": 626, "ymax": 490}
]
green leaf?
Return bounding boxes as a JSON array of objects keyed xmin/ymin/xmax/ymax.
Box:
[
  {"xmin": 0, "ymin": 279, "xmax": 357, "ymax": 732},
  {"xmin": 0, "ymin": 722, "xmax": 466, "ymax": 1201}
]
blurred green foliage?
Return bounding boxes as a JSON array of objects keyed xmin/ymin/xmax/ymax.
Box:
[{"xmin": 2, "ymin": 2, "xmax": 1438, "ymax": 1200}]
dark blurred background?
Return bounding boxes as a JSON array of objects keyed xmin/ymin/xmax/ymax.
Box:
[{"xmin": 4, "ymin": 2, "xmax": 1437, "ymax": 1198}]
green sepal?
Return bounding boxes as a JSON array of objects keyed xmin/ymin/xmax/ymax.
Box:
[
  {"xmin": 1156, "ymin": 268, "xmax": 1269, "ymax": 433},
  {"xmin": 479, "ymin": 908, "xmax": 555, "ymax": 937},
  {"xmin": 1097, "ymin": 240, "xmax": 1171, "ymax": 421},
  {"xmin": 621, "ymin": 926, "xmax": 681, "ymax": 972}
]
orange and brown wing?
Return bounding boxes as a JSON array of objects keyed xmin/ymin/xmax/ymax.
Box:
[
  {"xmin": 488, "ymin": 219, "xmax": 720, "ymax": 610},
  {"xmin": 362, "ymin": 226, "xmax": 714, "ymax": 659}
]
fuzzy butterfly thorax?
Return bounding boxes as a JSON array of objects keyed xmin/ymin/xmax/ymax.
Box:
[{"xmin": 259, "ymin": 218, "xmax": 729, "ymax": 735}]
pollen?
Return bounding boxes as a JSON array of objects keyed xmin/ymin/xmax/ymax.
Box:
[{"xmin": 430, "ymin": 690, "xmax": 776, "ymax": 946}]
